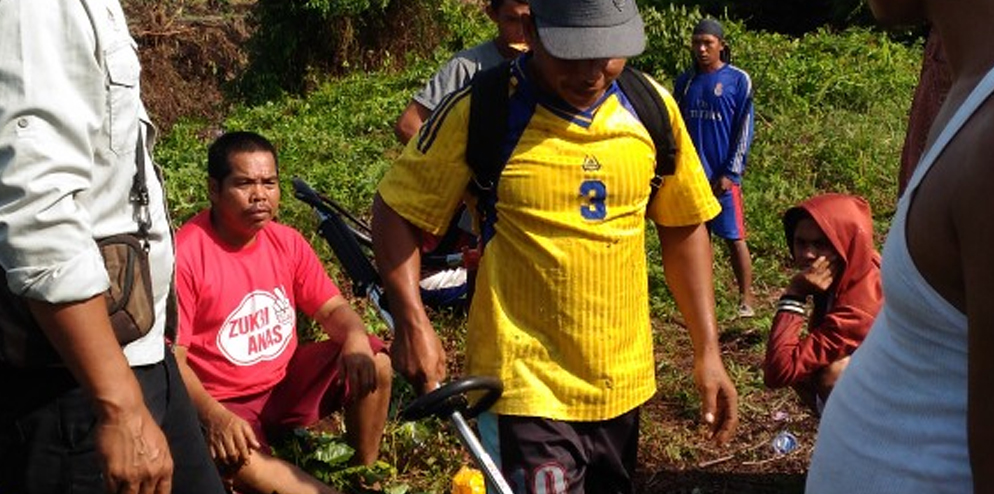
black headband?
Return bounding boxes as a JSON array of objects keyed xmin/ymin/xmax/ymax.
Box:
[{"xmin": 693, "ymin": 18, "xmax": 724, "ymax": 41}]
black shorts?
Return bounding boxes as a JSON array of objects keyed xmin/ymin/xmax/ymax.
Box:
[{"xmin": 479, "ymin": 408, "xmax": 640, "ymax": 494}]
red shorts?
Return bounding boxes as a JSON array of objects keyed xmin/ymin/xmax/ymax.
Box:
[
  {"xmin": 708, "ymin": 183, "xmax": 748, "ymax": 241},
  {"xmin": 219, "ymin": 335, "xmax": 386, "ymax": 450}
]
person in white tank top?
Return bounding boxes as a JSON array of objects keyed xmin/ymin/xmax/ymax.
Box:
[{"xmin": 806, "ymin": 1, "xmax": 994, "ymax": 492}]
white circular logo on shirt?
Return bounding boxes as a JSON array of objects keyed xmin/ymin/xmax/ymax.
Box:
[{"xmin": 216, "ymin": 287, "xmax": 295, "ymax": 366}]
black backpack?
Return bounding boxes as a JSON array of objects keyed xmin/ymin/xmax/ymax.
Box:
[
  {"xmin": 449, "ymin": 61, "xmax": 681, "ymax": 303},
  {"xmin": 465, "ymin": 61, "xmax": 678, "ymax": 202}
]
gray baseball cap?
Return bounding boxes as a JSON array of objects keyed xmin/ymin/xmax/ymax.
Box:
[{"xmin": 531, "ymin": 0, "xmax": 645, "ymax": 60}]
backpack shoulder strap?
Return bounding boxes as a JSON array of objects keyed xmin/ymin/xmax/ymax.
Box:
[
  {"xmin": 466, "ymin": 60, "xmax": 513, "ymax": 192},
  {"xmin": 467, "ymin": 64, "xmax": 677, "ymax": 200},
  {"xmin": 616, "ymin": 66, "xmax": 677, "ymax": 199}
]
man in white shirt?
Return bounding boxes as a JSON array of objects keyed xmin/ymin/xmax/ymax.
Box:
[{"xmin": 0, "ymin": 1, "xmax": 224, "ymax": 492}]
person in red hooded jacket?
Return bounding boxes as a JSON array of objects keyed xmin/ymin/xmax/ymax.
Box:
[{"xmin": 763, "ymin": 193, "xmax": 882, "ymax": 415}]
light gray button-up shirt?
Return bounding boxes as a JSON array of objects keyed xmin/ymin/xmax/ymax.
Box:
[{"xmin": 0, "ymin": 0, "xmax": 173, "ymax": 365}]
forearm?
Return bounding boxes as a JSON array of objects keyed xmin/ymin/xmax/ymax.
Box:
[
  {"xmin": 173, "ymin": 346, "xmax": 227, "ymax": 421},
  {"xmin": 370, "ymin": 194, "xmax": 432, "ymax": 331},
  {"xmin": 371, "ymin": 194, "xmax": 445, "ymax": 390},
  {"xmin": 657, "ymin": 223, "xmax": 720, "ymax": 359},
  {"xmin": 27, "ymin": 296, "xmax": 145, "ymax": 420},
  {"xmin": 314, "ymin": 297, "xmax": 368, "ymax": 346},
  {"xmin": 174, "ymin": 348, "xmax": 259, "ymax": 467},
  {"xmin": 657, "ymin": 223, "xmax": 738, "ymax": 443}
]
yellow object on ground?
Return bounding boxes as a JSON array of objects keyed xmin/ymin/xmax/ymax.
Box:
[{"xmin": 451, "ymin": 465, "xmax": 485, "ymax": 494}]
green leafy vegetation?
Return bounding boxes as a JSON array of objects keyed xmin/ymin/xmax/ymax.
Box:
[
  {"xmin": 647, "ymin": 0, "xmax": 877, "ymax": 34},
  {"xmin": 154, "ymin": 2, "xmax": 922, "ymax": 491}
]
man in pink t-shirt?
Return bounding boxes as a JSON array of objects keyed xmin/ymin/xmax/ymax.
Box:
[{"xmin": 174, "ymin": 131, "xmax": 392, "ymax": 494}]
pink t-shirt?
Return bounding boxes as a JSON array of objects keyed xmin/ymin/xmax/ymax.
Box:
[{"xmin": 175, "ymin": 210, "xmax": 340, "ymax": 400}]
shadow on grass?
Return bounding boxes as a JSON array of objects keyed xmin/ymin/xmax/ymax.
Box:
[{"xmin": 636, "ymin": 470, "xmax": 806, "ymax": 494}]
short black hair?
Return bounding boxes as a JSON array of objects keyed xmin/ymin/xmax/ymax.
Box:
[
  {"xmin": 490, "ymin": 0, "xmax": 527, "ymax": 12},
  {"xmin": 207, "ymin": 131, "xmax": 278, "ymax": 182}
]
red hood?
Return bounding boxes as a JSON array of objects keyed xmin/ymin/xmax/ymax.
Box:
[
  {"xmin": 783, "ymin": 193, "xmax": 882, "ymax": 319},
  {"xmin": 764, "ymin": 194, "xmax": 883, "ymax": 390}
]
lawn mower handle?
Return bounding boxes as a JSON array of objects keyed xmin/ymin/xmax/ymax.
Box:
[{"xmin": 402, "ymin": 377, "xmax": 513, "ymax": 494}]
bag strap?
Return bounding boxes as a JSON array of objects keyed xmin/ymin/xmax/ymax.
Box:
[
  {"xmin": 133, "ymin": 127, "xmax": 173, "ymax": 341},
  {"xmin": 130, "ymin": 130, "xmax": 151, "ymax": 250},
  {"xmin": 615, "ymin": 66, "xmax": 677, "ymax": 201},
  {"xmin": 466, "ymin": 60, "xmax": 513, "ymax": 193},
  {"xmin": 465, "ymin": 63, "xmax": 676, "ymax": 201}
]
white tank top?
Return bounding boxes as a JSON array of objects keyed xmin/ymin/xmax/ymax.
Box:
[{"xmin": 806, "ymin": 65, "xmax": 994, "ymax": 493}]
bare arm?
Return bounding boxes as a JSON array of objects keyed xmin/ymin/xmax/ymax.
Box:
[
  {"xmin": 370, "ymin": 194, "xmax": 446, "ymax": 393},
  {"xmin": 173, "ymin": 346, "xmax": 260, "ymax": 472},
  {"xmin": 961, "ymin": 179, "xmax": 994, "ymax": 492},
  {"xmin": 656, "ymin": 223, "xmax": 738, "ymax": 445},
  {"xmin": 312, "ymin": 295, "xmax": 379, "ymax": 398},
  {"xmin": 27, "ymin": 296, "xmax": 173, "ymax": 494},
  {"xmin": 393, "ymin": 101, "xmax": 432, "ymax": 145}
]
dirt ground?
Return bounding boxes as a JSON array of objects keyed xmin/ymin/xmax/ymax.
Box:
[
  {"xmin": 634, "ymin": 318, "xmax": 817, "ymax": 494},
  {"xmin": 126, "ymin": 4, "xmax": 818, "ymax": 492},
  {"xmin": 124, "ymin": 1, "xmax": 252, "ymax": 131}
]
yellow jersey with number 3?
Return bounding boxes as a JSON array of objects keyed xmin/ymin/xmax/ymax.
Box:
[{"xmin": 378, "ymin": 56, "xmax": 719, "ymax": 421}]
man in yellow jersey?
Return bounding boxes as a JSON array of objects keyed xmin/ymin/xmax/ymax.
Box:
[{"xmin": 372, "ymin": 0, "xmax": 739, "ymax": 491}]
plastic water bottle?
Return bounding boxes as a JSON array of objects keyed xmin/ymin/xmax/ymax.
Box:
[{"xmin": 771, "ymin": 430, "xmax": 798, "ymax": 455}]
